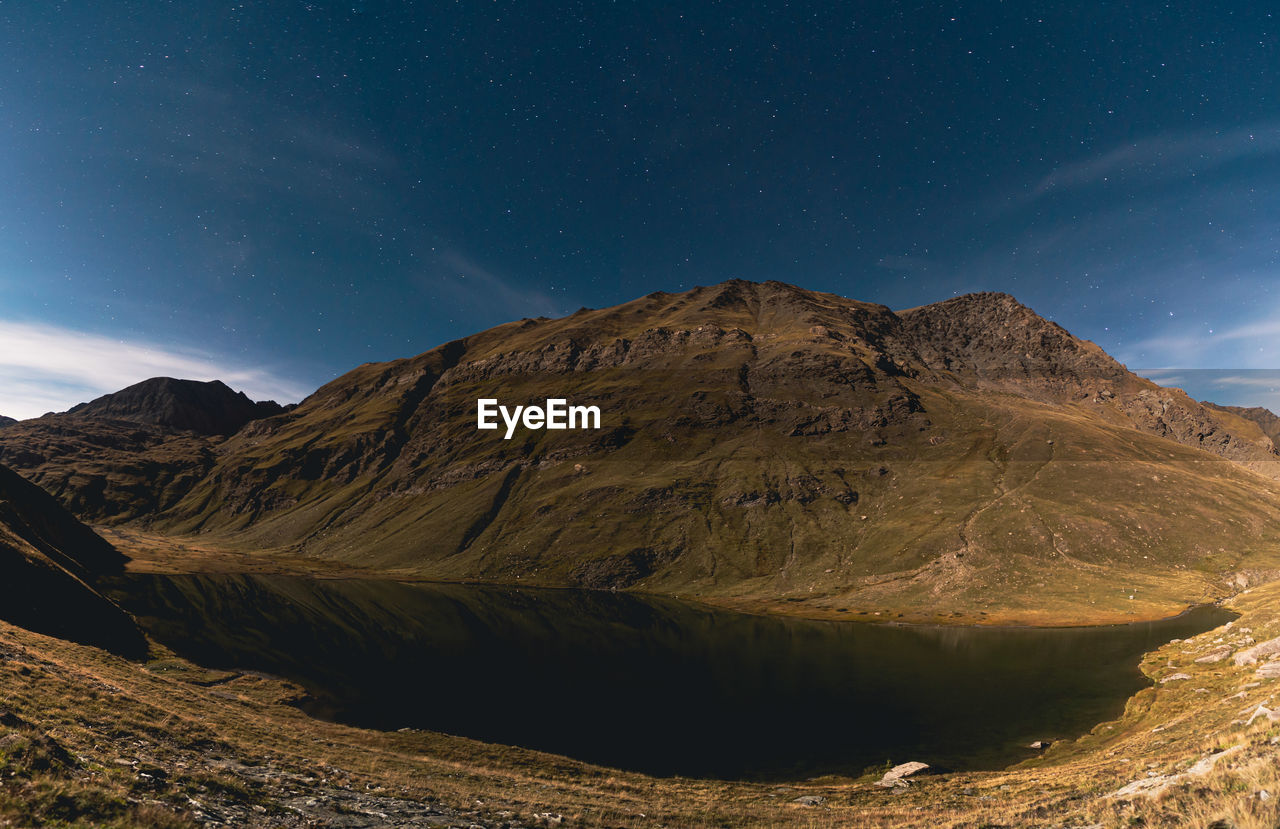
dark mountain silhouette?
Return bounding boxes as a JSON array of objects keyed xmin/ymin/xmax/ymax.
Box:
[
  {"xmin": 67, "ymin": 377, "xmax": 283, "ymax": 436},
  {"xmin": 0, "ymin": 463, "xmax": 145, "ymax": 657}
]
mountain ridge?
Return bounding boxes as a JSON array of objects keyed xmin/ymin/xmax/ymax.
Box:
[
  {"xmin": 3, "ymin": 280, "xmax": 1279, "ymax": 624},
  {"xmin": 67, "ymin": 377, "xmax": 284, "ymax": 436},
  {"xmin": 0, "ymin": 379, "xmax": 288, "ymax": 523}
]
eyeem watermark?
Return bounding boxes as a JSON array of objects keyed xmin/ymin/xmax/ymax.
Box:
[{"xmin": 477, "ymin": 398, "xmax": 602, "ymax": 439}]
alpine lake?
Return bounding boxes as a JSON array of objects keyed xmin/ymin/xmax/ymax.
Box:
[{"xmin": 107, "ymin": 574, "xmax": 1233, "ymax": 781}]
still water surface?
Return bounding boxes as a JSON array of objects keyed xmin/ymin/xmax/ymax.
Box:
[{"xmin": 110, "ymin": 575, "xmax": 1232, "ymax": 780}]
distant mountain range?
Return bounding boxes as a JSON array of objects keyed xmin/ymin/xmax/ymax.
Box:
[
  {"xmin": 67, "ymin": 376, "xmax": 285, "ymax": 435},
  {"xmin": 0, "ymin": 379, "xmax": 284, "ymax": 523},
  {"xmin": 4, "ymin": 280, "xmax": 1280, "ymax": 624}
]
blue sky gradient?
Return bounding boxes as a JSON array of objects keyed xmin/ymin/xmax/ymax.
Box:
[{"xmin": 3, "ymin": 2, "xmax": 1280, "ymax": 418}]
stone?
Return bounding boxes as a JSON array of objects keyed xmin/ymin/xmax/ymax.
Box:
[
  {"xmin": 1246, "ymin": 705, "xmax": 1280, "ymax": 726},
  {"xmin": 1109, "ymin": 747, "xmax": 1241, "ymax": 800},
  {"xmin": 1028, "ymin": 740, "xmax": 1051, "ymax": 750},
  {"xmin": 1160, "ymin": 672, "xmax": 1192, "ymax": 683},
  {"xmin": 791, "ymin": 795, "xmax": 826, "ymax": 806},
  {"xmin": 1234, "ymin": 636, "xmax": 1280, "ymax": 666},
  {"xmin": 875, "ymin": 761, "xmax": 930, "ymax": 788},
  {"xmin": 1196, "ymin": 647, "xmax": 1232, "ymax": 664},
  {"xmin": 1256, "ymin": 662, "xmax": 1280, "ymax": 679}
]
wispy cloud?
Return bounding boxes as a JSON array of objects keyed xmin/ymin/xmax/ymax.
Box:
[
  {"xmin": 434, "ymin": 249, "xmax": 566, "ymax": 321},
  {"xmin": 1213, "ymin": 374, "xmax": 1280, "ymax": 388},
  {"xmin": 1119, "ymin": 309, "xmax": 1280, "ymax": 372},
  {"xmin": 1032, "ymin": 123, "xmax": 1280, "ymax": 198},
  {"xmin": 1132, "ymin": 368, "xmax": 1280, "ymax": 411},
  {"xmin": 1139, "ymin": 371, "xmax": 1184, "ymax": 386},
  {"xmin": 0, "ymin": 320, "xmax": 311, "ymax": 420}
]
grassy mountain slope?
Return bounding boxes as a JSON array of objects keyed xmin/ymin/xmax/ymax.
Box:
[
  {"xmin": 122, "ymin": 280, "xmax": 1280, "ymax": 623},
  {"xmin": 0, "ymin": 378, "xmax": 282, "ymax": 523},
  {"xmin": 0, "ymin": 463, "xmax": 145, "ymax": 657}
]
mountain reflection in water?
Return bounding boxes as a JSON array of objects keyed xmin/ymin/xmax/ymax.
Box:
[{"xmin": 109, "ymin": 575, "xmax": 1233, "ymax": 781}]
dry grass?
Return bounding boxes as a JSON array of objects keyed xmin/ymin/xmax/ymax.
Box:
[{"xmin": 5, "ymin": 578, "xmax": 1280, "ymax": 826}]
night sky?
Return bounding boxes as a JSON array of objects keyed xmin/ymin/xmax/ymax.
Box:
[{"xmin": 4, "ymin": 2, "xmax": 1280, "ymax": 418}]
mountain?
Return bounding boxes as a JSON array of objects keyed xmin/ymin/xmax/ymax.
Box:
[
  {"xmin": 0, "ymin": 416, "xmax": 15, "ymax": 427},
  {"xmin": 0, "ymin": 378, "xmax": 286, "ymax": 523},
  {"xmin": 100, "ymin": 280, "xmax": 1278, "ymax": 623},
  {"xmin": 4, "ymin": 281, "xmax": 1280, "ymax": 623},
  {"xmin": 68, "ymin": 377, "xmax": 284, "ymax": 435},
  {"xmin": 1209, "ymin": 403, "xmax": 1280, "ymax": 447},
  {"xmin": 0, "ymin": 462, "xmax": 145, "ymax": 657}
]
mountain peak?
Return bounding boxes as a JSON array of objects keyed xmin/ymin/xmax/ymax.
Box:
[
  {"xmin": 899, "ymin": 290, "xmax": 1127, "ymax": 388},
  {"xmin": 66, "ymin": 377, "xmax": 282, "ymax": 436},
  {"xmin": 2, "ymin": 280, "xmax": 1278, "ymax": 628}
]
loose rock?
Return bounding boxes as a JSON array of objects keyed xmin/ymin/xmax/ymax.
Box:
[
  {"xmin": 791, "ymin": 795, "xmax": 826, "ymax": 806},
  {"xmin": 1233, "ymin": 636, "xmax": 1280, "ymax": 666},
  {"xmin": 1195, "ymin": 647, "xmax": 1232, "ymax": 664},
  {"xmin": 1246, "ymin": 705, "xmax": 1280, "ymax": 726},
  {"xmin": 1257, "ymin": 662, "xmax": 1280, "ymax": 679},
  {"xmin": 876, "ymin": 761, "xmax": 930, "ymax": 788}
]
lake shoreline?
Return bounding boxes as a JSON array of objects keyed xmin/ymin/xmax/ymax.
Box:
[
  {"xmin": 99, "ymin": 525, "xmax": 1235, "ymax": 630},
  {"xmin": 108, "ymin": 572, "xmax": 1235, "ymax": 780}
]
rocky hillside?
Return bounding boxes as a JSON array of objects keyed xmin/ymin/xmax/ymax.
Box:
[
  {"xmin": 4, "ymin": 281, "xmax": 1280, "ymax": 622},
  {"xmin": 78, "ymin": 279, "xmax": 1276, "ymax": 623},
  {"xmin": 0, "ymin": 416, "xmax": 15, "ymax": 427},
  {"xmin": 0, "ymin": 463, "xmax": 145, "ymax": 657},
  {"xmin": 0, "ymin": 378, "xmax": 286, "ymax": 524},
  {"xmin": 1211, "ymin": 403, "xmax": 1280, "ymax": 447}
]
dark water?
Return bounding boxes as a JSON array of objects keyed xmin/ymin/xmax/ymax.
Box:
[{"xmin": 107, "ymin": 575, "xmax": 1232, "ymax": 781}]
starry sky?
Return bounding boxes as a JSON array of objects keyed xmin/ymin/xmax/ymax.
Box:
[{"xmin": 4, "ymin": 1, "xmax": 1280, "ymax": 418}]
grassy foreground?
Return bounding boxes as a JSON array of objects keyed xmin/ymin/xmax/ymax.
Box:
[{"xmin": 3, "ymin": 578, "xmax": 1280, "ymax": 827}]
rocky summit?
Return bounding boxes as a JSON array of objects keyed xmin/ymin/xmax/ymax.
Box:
[
  {"xmin": 0, "ymin": 378, "xmax": 287, "ymax": 524},
  {"xmin": 4, "ymin": 280, "xmax": 1280, "ymax": 624},
  {"xmin": 67, "ymin": 377, "xmax": 284, "ymax": 436}
]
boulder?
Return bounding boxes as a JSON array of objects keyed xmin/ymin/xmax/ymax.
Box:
[
  {"xmin": 1257, "ymin": 662, "xmax": 1280, "ymax": 679},
  {"xmin": 1195, "ymin": 647, "xmax": 1232, "ymax": 664},
  {"xmin": 791, "ymin": 795, "xmax": 826, "ymax": 806},
  {"xmin": 1234, "ymin": 636, "xmax": 1280, "ymax": 666},
  {"xmin": 1247, "ymin": 705, "xmax": 1280, "ymax": 726},
  {"xmin": 876, "ymin": 761, "xmax": 930, "ymax": 788}
]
